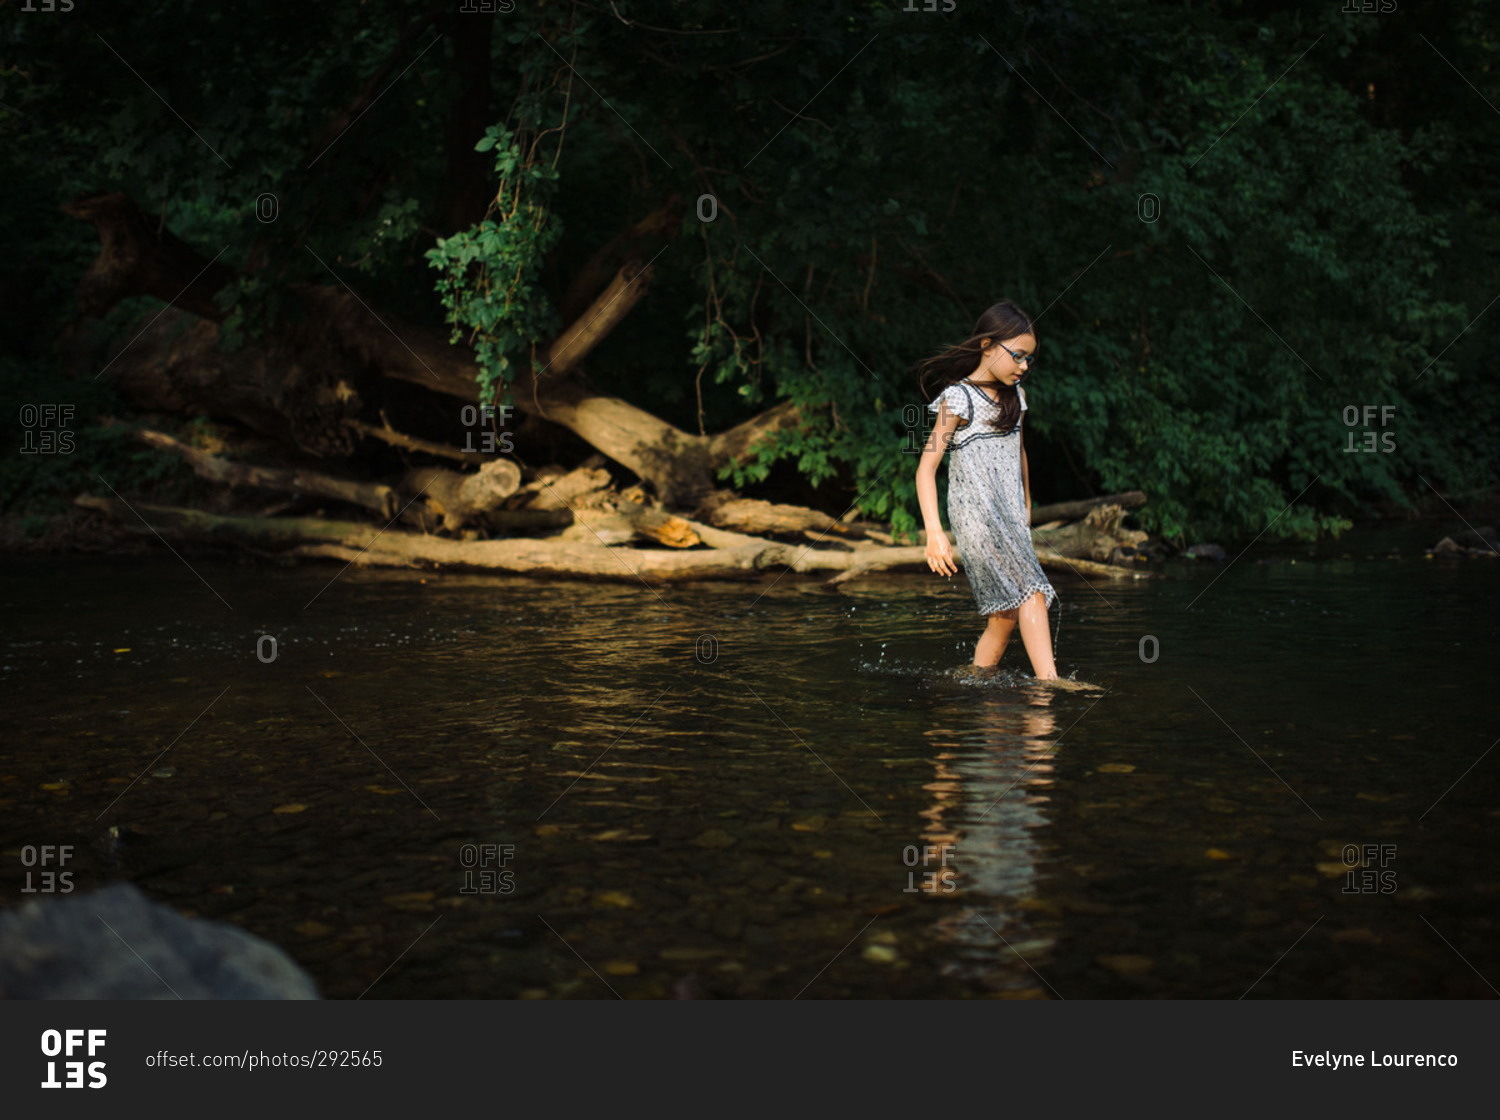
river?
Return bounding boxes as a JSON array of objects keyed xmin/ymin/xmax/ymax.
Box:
[{"xmin": 2, "ymin": 524, "xmax": 1496, "ymax": 998}]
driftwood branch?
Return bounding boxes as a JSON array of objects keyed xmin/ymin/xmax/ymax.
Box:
[
  {"xmin": 1030, "ymin": 491, "xmax": 1146, "ymax": 525},
  {"xmin": 1033, "ymin": 548, "xmax": 1159, "ymax": 581},
  {"xmin": 824, "ymin": 544, "xmax": 1158, "ymax": 586},
  {"xmin": 521, "ymin": 464, "xmax": 614, "ymax": 511},
  {"xmin": 75, "ymin": 495, "xmax": 894, "ymax": 581},
  {"xmin": 346, "ymin": 418, "xmax": 490, "ymax": 465},
  {"xmin": 558, "ymin": 196, "xmax": 681, "ymax": 321},
  {"xmin": 78, "ymin": 492, "xmax": 1160, "ymax": 592},
  {"xmin": 120, "ymin": 424, "xmax": 397, "ymax": 517},
  {"xmin": 693, "ymin": 490, "xmax": 872, "ymax": 539}
]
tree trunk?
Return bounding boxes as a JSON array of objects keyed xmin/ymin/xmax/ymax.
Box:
[
  {"xmin": 78, "ymin": 493, "xmax": 1160, "ymax": 587},
  {"xmin": 75, "ymin": 494, "xmax": 892, "ymax": 581},
  {"xmin": 67, "ymin": 192, "xmax": 804, "ymax": 506},
  {"xmin": 62, "ymin": 194, "xmax": 236, "ymax": 322},
  {"xmin": 1035, "ymin": 503, "xmax": 1149, "ymax": 561},
  {"xmin": 557, "ymin": 196, "xmax": 682, "ymax": 321},
  {"xmin": 692, "ymin": 489, "xmax": 873, "ymax": 539},
  {"xmin": 120, "ymin": 424, "xmax": 397, "ymax": 517},
  {"xmin": 1030, "ymin": 491, "xmax": 1146, "ymax": 525}
]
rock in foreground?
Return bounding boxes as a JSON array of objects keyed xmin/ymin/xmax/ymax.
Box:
[{"xmin": 0, "ymin": 882, "xmax": 320, "ymax": 999}]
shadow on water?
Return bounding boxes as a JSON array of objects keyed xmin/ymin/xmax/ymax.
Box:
[{"xmin": 1, "ymin": 542, "xmax": 1497, "ymax": 998}]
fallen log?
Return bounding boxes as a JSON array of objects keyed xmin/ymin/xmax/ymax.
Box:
[
  {"xmin": 693, "ymin": 490, "xmax": 869, "ymax": 539},
  {"xmin": 74, "ymin": 494, "xmax": 876, "ymax": 580},
  {"xmin": 1033, "ymin": 548, "xmax": 1160, "ymax": 581},
  {"xmin": 544, "ymin": 515, "xmax": 637, "ymax": 547},
  {"xmin": 76, "ymin": 495, "xmax": 390, "ymax": 549},
  {"xmin": 1030, "ymin": 491, "xmax": 1146, "ymax": 525},
  {"xmin": 824, "ymin": 545, "xmax": 1158, "ymax": 586},
  {"xmin": 915, "ymin": 506, "xmax": 1148, "ymax": 565},
  {"xmin": 617, "ymin": 502, "xmax": 701, "ymax": 548},
  {"xmin": 68, "ymin": 192, "xmax": 803, "ymax": 507},
  {"xmin": 289, "ymin": 538, "xmax": 856, "ymax": 580},
  {"xmin": 480, "ymin": 509, "xmax": 575, "ymax": 532},
  {"xmin": 674, "ymin": 517, "xmax": 768, "ymax": 550},
  {"xmin": 522, "ymin": 464, "xmax": 614, "ymax": 512},
  {"xmin": 77, "ymin": 493, "xmax": 1160, "ymax": 586},
  {"xmin": 400, "ymin": 459, "xmax": 522, "ymax": 532},
  {"xmin": 120, "ymin": 425, "xmax": 398, "ymax": 518},
  {"xmin": 543, "ymin": 506, "xmax": 701, "ymax": 548},
  {"xmin": 101, "ymin": 305, "xmax": 363, "ymax": 457},
  {"xmin": 1036, "ymin": 503, "xmax": 1149, "ymax": 561}
]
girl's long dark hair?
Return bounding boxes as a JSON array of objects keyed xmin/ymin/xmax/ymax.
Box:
[{"xmin": 915, "ymin": 299, "xmax": 1034, "ymax": 434}]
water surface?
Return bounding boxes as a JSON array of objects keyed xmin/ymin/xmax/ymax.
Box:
[{"xmin": 2, "ymin": 537, "xmax": 1496, "ymax": 998}]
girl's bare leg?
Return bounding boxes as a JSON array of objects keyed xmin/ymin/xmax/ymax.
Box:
[
  {"xmin": 974, "ymin": 609, "xmax": 1018, "ymax": 667},
  {"xmin": 1017, "ymin": 591, "xmax": 1058, "ymax": 679}
]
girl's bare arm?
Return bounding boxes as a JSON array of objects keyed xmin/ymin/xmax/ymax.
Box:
[{"xmin": 916, "ymin": 401, "xmax": 962, "ymax": 533}]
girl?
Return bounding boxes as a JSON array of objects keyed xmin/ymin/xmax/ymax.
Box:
[{"xmin": 915, "ymin": 300, "xmax": 1063, "ymax": 682}]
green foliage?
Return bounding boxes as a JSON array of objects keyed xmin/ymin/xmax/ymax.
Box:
[
  {"xmin": 3, "ymin": 0, "xmax": 1496, "ymax": 546},
  {"xmin": 426, "ymin": 125, "xmax": 563, "ymax": 407}
]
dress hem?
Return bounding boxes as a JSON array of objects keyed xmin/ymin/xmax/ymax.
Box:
[{"xmin": 975, "ymin": 581, "xmax": 1057, "ymax": 615}]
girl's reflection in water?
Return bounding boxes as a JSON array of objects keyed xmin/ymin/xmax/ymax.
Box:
[{"xmin": 918, "ymin": 683, "xmax": 1064, "ymax": 995}]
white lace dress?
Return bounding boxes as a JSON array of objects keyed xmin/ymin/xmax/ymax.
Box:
[{"xmin": 927, "ymin": 380, "xmax": 1057, "ymax": 616}]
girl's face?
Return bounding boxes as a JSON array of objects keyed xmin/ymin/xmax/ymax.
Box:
[{"xmin": 978, "ymin": 333, "xmax": 1037, "ymax": 386}]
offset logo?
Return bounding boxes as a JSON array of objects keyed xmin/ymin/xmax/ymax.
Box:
[
  {"xmin": 458, "ymin": 843, "xmax": 515, "ymax": 894},
  {"xmin": 902, "ymin": 844, "xmax": 957, "ymax": 894},
  {"xmin": 40, "ymin": 1029, "xmax": 107, "ymax": 1089},
  {"xmin": 19, "ymin": 844, "xmax": 74, "ymax": 893}
]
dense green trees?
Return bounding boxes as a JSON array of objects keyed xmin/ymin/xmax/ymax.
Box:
[{"xmin": 4, "ymin": 0, "xmax": 1495, "ymax": 542}]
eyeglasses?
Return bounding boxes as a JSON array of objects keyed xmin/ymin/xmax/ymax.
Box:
[{"xmin": 997, "ymin": 345, "xmax": 1036, "ymax": 369}]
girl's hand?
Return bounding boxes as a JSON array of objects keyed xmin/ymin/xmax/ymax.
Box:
[{"xmin": 926, "ymin": 532, "xmax": 958, "ymax": 577}]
